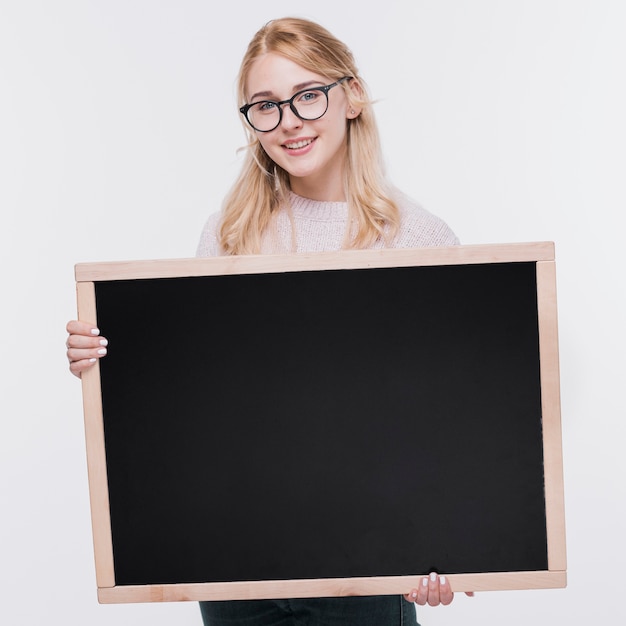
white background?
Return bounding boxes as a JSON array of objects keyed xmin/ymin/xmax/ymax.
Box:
[{"xmin": 1, "ymin": 1, "xmax": 624, "ymax": 624}]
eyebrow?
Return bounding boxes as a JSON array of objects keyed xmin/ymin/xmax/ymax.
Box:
[{"xmin": 249, "ymin": 80, "xmax": 326, "ymax": 102}]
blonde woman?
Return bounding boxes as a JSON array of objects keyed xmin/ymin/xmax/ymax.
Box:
[{"xmin": 66, "ymin": 16, "xmax": 472, "ymax": 625}]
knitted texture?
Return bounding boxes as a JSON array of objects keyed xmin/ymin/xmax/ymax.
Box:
[{"xmin": 196, "ymin": 192, "xmax": 458, "ymax": 257}]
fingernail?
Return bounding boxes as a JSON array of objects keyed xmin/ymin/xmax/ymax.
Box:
[
  {"xmin": 411, "ymin": 591, "xmax": 417, "ymax": 598},
  {"xmin": 97, "ymin": 348, "xmax": 107, "ymax": 355},
  {"xmin": 430, "ymin": 572, "xmax": 437, "ymax": 582},
  {"xmin": 99, "ymin": 338, "xmax": 108, "ymax": 346},
  {"xmin": 440, "ymin": 576, "xmax": 446, "ymax": 585},
  {"xmin": 90, "ymin": 328, "xmax": 100, "ymax": 335},
  {"xmin": 89, "ymin": 358, "xmax": 97, "ymax": 363},
  {"xmin": 422, "ymin": 578, "xmax": 428, "ymax": 587}
]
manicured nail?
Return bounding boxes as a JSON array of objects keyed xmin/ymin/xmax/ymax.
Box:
[
  {"xmin": 440, "ymin": 576, "xmax": 446, "ymax": 585},
  {"xmin": 430, "ymin": 572, "xmax": 437, "ymax": 582},
  {"xmin": 411, "ymin": 591, "xmax": 417, "ymax": 598},
  {"xmin": 97, "ymin": 348, "xmax": 107, "ymax": 355},
  {"xmin": 99, "ymin": 338, "xmax": 108, "ymax": 346},
  {"xmin": 90, "ymin": 328, "xmax": 100, "ymax": 335},
  {"xmin": 89, "ymin": 358, "xmax": 97, "ymax": 363},
  {"xmin": 422, "ymin": 577, "xmax": 428, "ymax": 587}
]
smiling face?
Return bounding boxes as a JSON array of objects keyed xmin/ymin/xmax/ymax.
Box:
[{"xmin": 245, "ymin": 53, "xmax": 359, "ymax": 201}]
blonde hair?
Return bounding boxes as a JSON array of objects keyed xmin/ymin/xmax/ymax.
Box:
[{"xmin": 218, "ymin": 17, "xmax": 400, "ymax": 255}]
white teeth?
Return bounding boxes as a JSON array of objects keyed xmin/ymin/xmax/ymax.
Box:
[{"xmin": 285, "ymin": 139, "xmax": 313, "ymax": 149}]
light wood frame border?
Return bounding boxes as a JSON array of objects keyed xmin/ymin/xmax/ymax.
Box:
[{"xmin": 75, "ymin": 242, "xmax": 566, "ymax": 603}]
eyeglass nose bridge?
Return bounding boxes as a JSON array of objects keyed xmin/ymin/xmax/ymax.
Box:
[{"xmin": 277, "ymin": 97, "xmax": 306, "ymax": 126}]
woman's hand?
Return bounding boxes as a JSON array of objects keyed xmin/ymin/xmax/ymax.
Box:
[
  {"xmin": 66, "ymin": 320, "xmax": 108, "ymax": 378},
  {"xmin": 404, "ymin": 572, "xmax": 474, "ymax": 606}
]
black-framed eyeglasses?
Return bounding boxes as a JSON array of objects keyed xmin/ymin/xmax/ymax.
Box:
[{"xmin": 239, "ymin": 76, "xmax": 351, "ymax": 133}]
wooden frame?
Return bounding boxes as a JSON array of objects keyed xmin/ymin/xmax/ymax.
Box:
[{"xmin": 76, "ymin": 242, "xmax": 566, "ymax": 604}]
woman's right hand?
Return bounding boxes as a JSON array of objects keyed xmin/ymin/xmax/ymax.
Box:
[{"xmin": 66, "ymin": 320, "xmax": 108, "ymax": 378}]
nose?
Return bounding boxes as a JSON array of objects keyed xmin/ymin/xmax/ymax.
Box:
[{"xmin": 279, "ymin": 103, "xmax": 303, "ymax": 129}]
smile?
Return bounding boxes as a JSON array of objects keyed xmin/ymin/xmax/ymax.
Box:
[{"xmin": 283, "ymin": 138, "xmax": 315, "ymax": 150}]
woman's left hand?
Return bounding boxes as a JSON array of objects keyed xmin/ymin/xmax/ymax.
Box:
[{"xmin": 404, "ymin": 572, "xmax": 474, "ymax": 606}]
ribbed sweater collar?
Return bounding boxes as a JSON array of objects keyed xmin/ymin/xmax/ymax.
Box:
[{"xmin": 288, "ymin": 191, "xmax": 349, "ymax": 221}]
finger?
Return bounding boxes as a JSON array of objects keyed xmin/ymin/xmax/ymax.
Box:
[
  {"xmin": 403, "ymin": 589, "xmax": 419, "ymax": 603},
  {"xmin": 438, "ymin": 575, "xmax": 454, "ymax": 606},
  {"xmin": 427, "ymin": 572, "xmax": 441, "ymax": 607},
  {"xmin": 69, "ymin": 357, "xmax": 98, "ymax": 378},
  {"xmin": 415, "ymin": 576, "xmax": 429, "ymax": 605},
  {"xmin": 67, "ymin": 334, "xmax": 108, "ymax": 350},
  {"xmin": 67, "ymin": 344, "xmax": 107, "ymax": 362},
  {"xmin": 465, "ymin": 592, "xmax": 475, "ymax": 597},
  {"xmin": 66, "ymin": 319, "xmax": 100, "ymax": 337}
]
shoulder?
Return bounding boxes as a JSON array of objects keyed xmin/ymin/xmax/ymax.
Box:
[
  {"xmin": 196, "ymin": 211, "xmax": 222, "ymax": 257},
  {"xmin": 392, "ymin": 191, "xmax": 460, "ymax": 248}
]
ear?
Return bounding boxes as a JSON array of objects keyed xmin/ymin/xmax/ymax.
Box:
[{"xmin": 346, "ymin": 78, "xmax": 364, "ymax": 119}]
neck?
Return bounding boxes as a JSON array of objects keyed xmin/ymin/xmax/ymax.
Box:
[{"xmin": 289, "ymin": 166, "xmax": 346, "ymax": 202}]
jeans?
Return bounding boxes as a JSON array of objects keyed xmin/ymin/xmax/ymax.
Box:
[{"xmin": 199, "ymin": 596, "xmax": 420, "ymax": 626}]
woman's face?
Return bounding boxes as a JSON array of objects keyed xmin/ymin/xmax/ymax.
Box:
[{"xmin": 244, "ymin": 53, "xmax": 358, "ymax": 201}]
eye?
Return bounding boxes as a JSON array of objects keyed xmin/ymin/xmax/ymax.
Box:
[
  {"xmin": 296, "ymin": 90, "xmax": 322, "ymax": 105},
  {"xmin": 255, "ymin": 101, "xmax": 278, "ymax": 114}
]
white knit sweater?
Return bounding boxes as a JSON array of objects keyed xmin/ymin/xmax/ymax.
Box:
[{"xmin": 196, "ymin": 191, "xmax": 458, "ymax": 257}]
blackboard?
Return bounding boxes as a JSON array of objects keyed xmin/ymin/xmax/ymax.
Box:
[{"xmin": 75, "ymin": 243, "xmax": 566, "ymax": 603}]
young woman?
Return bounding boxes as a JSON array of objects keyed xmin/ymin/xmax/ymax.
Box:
[{"xmin": 66, "ymin": 16, "xmax": 472, "ymax": 625}]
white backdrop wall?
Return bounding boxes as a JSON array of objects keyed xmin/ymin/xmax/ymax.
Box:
[{"xmin": 1, "ymin": 1, "xmax": 624, "ymax": 624}]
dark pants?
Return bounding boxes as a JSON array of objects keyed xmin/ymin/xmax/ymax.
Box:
[{"xmin": 199, "ymin": 596, "xmax": 420, "ymax": 626}]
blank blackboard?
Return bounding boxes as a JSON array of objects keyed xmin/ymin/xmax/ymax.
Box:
[{"xmin": 76, "ymin": 243, "xmax": 566, "ymax": 603}]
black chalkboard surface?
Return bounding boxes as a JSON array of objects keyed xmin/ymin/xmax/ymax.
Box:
[{"xmin": 76, "ymin": 243, "xmax": 566, "ymax": 603}]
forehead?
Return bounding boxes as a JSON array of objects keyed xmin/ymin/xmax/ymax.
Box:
[{"xmin": 245, "ymin": 53, "xmax": 328, "ymax": 99}]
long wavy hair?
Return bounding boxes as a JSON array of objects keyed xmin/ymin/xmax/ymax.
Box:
[{"xmin": 218, "ymin": 17, "xmax": 400, "ymax": 255}]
